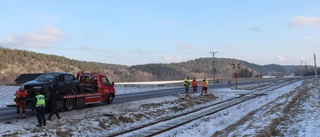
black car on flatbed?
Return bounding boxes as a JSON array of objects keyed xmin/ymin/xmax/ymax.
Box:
[{"xmin": 22, "ymin": 72, "xmax": 81, "ymax": 109}]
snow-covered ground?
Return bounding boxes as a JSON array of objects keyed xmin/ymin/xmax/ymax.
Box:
[{"xmin": 0, "ymin": 79, "xmax": 319, "ymax": 137}]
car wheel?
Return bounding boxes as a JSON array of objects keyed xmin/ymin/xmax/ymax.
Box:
[
  {"xmin": 106, "ymin": 94, "xmax": 114, "ymax": 104},
  {"xmin": 65, "ymin": 99, "xmax": 74, "ymax": 111}
]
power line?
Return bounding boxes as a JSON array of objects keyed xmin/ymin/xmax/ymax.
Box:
[{"xmin": 43, "ymin": 47, "xmax": 211, "ymax": 53}]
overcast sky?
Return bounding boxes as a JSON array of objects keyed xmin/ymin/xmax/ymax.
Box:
[{"xmin": 1, "ymin": 0, "xmax": 320, "ymax": 66}]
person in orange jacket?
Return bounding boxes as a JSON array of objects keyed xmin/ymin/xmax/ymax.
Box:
[
  {"xmin": 201, "ymin": 78, "xmax": 209, "ymax": 95},
  {"xmin": 191, "ymin": 77, "xmax": 198, "ymax": 93},
  {"xmin": 15, "ymin": 85, "xmax": 28, "ymax": 119}
]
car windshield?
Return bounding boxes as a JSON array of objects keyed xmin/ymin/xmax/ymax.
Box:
[{"xmin": 35, "ymin": 74, "xmax": 56, "ymax": 82}]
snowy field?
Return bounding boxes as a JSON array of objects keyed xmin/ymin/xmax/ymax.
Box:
[{"xmin": 0, "ymin": 79, "xmax": 320, "ymax": 137}]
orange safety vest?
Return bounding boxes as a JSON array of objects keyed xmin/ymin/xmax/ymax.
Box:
[
  {"xmin": 202, "ymin": 81, "xmax": 208, "ymax": 87},
  {"xmin": 192, "ymin": 80, "xmax": 198, "ymax": 87},
  {"xmin": 16, "ymin": 90, "xmax": 28, "ymax": 98},
  {"xmin": 15, "ymin": 90, "xmax": 28, "ymax": 103}
]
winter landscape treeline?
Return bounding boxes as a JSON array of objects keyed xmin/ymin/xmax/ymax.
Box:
[{"xmin": 0, "ymin": 47, "xmax": 314, "ymax": 85}]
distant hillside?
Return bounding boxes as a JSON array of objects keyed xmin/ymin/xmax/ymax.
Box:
[
  {"xmin": 129, "ymin": 58, "xmax": 301, "ymax": 81},
  {"xmin": 0, "ymin": 47, "xmax": 303, "ymax": 85},
  {"xmin": 0, "ymin": 47, "xmax": 128, "ymax": 84}
]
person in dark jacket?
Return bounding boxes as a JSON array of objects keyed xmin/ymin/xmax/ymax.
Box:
[{"xmin": 47, "ymin": 89, "xmax": 61, "ymax": 120}]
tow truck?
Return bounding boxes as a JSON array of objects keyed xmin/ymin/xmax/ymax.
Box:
[
  {"xmin": 58, "ymin": 71, "xmax": 116, "ymax": 110},
  {"xmin": 9, "ymin": 71, "xmax": 116, "ymax": 111}
]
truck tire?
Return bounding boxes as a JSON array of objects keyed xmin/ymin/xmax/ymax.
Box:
[
  {"xmin": 65, "ymin": 99, "xmax": 75, "ymax": 111},
  {"xmin": 106, "ymin": 94, "xmax": 114, "ymax": 104}
]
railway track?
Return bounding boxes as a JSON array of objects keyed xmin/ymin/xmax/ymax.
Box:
[{"xmin": 107, "ymin": 78, "xmax": 303, "ymax": 137}]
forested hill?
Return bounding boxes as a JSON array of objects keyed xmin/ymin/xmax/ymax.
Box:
[
  {"xmin": 0, "ymin": 47, "xmax": 301, "ymax": 85},
  {"xmin": 129, "ymin": 58, "xmax": 300, "ymax": 81}
]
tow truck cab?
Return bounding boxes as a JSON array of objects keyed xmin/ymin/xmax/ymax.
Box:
[{"xmin": 55, "ymin": 71, "xmax": 116, "ymax": 111}]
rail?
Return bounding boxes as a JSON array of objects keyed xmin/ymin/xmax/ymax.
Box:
[{"xmin": 107, "ymin": 78, "xmax": 303, "ymax": 137}]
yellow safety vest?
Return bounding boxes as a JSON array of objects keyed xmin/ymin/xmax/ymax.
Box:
[
  {"xmin": 36, "ymin": 94, "xmax": 45, "ymax": 107},
  {"xmin": 184, "ymin": 78, "xmax": 189, "ymax": 85}
]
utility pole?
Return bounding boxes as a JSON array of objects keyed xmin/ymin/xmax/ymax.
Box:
[
  {"xmin": 304, "ymin": 61, "xmax": 308, "ymax": 79},
  {"xmin": 314, "ymin": 54, "xmax": 318, "ymax": 85},
  {"xmin": 209, "ymin": 52, "xmax": 217, "ymax": 84},
  {"xmin": 301, "ymin": 61, "xmax": 304, "ymax": 76}
]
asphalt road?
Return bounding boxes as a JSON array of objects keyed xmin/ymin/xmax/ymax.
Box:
[{"xmin": 0, "ymin": 77, "xmax": 298, "ymax": 122}]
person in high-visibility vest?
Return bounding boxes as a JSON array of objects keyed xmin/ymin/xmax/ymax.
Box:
[
  {"xmin": 15, "ymin": 85, "xmax": 28, "ymax": 119},
  {"xmin": 35, "ymin": 91, "xmax": 46, "ymax": 127},
  {"xmin": 191, "ymin": 77, "xmax": 198, "ymax": 93},
  {"xmin": 201, "ymin": 78, "xmax": 209, "ymax": 95},
  {"xmin": 184, "ymin": 77, "xmax": 190, "ymax": 93}
]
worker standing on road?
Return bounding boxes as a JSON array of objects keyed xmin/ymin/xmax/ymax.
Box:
[
  {"xmin": 228, "ymin": 80, "xmax": 231, "ymax": 88},
  {"xmin": 35, "ymin": 91, "xmax": 46, "ymax": 127},
  {"xmin": 47, "ymin": 90, "xmax": 61, "ymax": 120},
  {"xmin": 191, "ymin": 77, "xmax": 198, "ymax": 93},
  {"xmin": 15, "ymin": 85, "xmax": 28, "ymax": 119},
  {"xmin": 184, "ymin": 77, "xmax": 190, "ymax": 93},
  {"xmin": 201, "ymin": 78, "xmax": 209, "ymax": 95}
]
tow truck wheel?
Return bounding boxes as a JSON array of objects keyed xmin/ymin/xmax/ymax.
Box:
[
  {"xmin": 106, "ymin": 94, "xmax": 114, "ymax": 104},
  {"xmin": 65, "ymin": 99, "xmax": 74, "ymax": 111}
]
